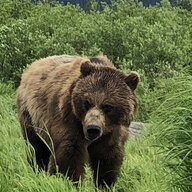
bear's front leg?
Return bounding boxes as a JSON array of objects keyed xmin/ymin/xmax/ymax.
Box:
[
  {"xmin": 48, "ymin": 139, "xmax": 88, "ymax": 182},
  {"xmin": 88, "ymin": 143, "xmax": 124, "ymax": 188}
]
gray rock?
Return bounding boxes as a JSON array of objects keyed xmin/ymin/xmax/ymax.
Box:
[{"xmin": 128, "ymin": 121, "xmax": 144, "ymax": 139}]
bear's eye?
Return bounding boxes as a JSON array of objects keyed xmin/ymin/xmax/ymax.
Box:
[
  {"xmin": 101, "ymin": 104, "xmax": 114, "ymax": 114},
  {"xmin": 83, "ymin": 100, "xmax": 92, "ymax": 111}
]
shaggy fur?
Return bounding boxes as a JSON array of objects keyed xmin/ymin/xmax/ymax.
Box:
[{"xmin": 16, "ymin": 55, "xmax": 139, "ymax": 188}]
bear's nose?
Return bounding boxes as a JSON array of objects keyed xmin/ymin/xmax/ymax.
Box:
[{"xmin": 86, "ymin": 125, "xmax": 101, "ymax": 141}]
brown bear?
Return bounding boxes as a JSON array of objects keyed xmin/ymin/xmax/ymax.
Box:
[{"xmin": 16, "ymin": 55, "xmax": 139, "ymax": 188}]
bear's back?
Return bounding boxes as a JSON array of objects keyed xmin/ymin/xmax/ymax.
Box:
[{"xmin": 21, "ymin": 55, "xmax": 114, "ymax": 85}]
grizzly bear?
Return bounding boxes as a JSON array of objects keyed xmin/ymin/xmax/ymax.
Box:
[{"xmin": 16, "ymin": 55, "xmax": 139, "ymax": 188}]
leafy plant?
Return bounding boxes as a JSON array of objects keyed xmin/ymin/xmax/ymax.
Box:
[{"xmin": 0, "ymin": 0, "xmax": 192, "ymax": 87}]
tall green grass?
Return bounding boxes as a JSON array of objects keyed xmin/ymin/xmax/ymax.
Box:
[
  {"xmin": 149, "ymin": 76, "xmax": 192, "ymax": 191},
  {"xmin": 0, "ymin": 76, "xmax": 192, "ymax": 191}
]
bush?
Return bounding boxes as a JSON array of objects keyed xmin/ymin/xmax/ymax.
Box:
[
  {"xmin": 0, "ymin": 0, "xmax": 32, "ymax": 25},
  {"xmin": 0, "ymin": 0, "xmax": 191, "ymax": 87}
]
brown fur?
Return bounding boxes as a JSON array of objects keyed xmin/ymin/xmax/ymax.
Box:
[{"xmin": 16, "ymin": 55, "xmax": 139, "ymax": 187}]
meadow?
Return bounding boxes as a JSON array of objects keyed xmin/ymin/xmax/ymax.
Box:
[{"xmin": 0, "ymin": 0, "xmax": 192, "ymax": 191}]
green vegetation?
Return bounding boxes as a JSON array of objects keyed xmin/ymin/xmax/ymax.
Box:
[
  {"xmin": 1, "ymin": 76, "xmax": 191, "ymax": 192},
  {"xmin": 0, "ymin": 0, "xmax": 192, "ymax": 191},
  {"xmin": 0, "ymin": 0, "xmax": 191, "ymax": 87}
]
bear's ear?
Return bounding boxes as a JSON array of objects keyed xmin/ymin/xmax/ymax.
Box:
[
  {"xmin": 125, "ymin": 72, "xmax": 139, "ymax": 91},
  {"xmin": 80, "ymin": 60, "xmax": 95, "ymax": 77}
]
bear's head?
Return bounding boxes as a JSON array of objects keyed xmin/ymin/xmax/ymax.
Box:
[{"xmin": 72, "ymin": 59, "xmax": 139, "ymax": 142}]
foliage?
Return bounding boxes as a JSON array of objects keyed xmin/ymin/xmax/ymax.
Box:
[
  {"xmin": 171, "ymin": 0, "xmax": 192, "ymax": 11},
  {"xmin": 0, "ymin": 0, "xmax": 32, "ymax": 24},
  {"xmin": 0, "ymin": 0, "xmax": 192, "ymax": 87}
]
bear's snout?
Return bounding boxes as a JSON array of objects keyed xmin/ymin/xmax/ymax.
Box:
[
  {"xmin": 86, "ymin": 125, "xmax": 101, "ymax": 141},
  {"xmin": 83, "ymin": 107, "xmax": 105, "ymax": 141}
]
